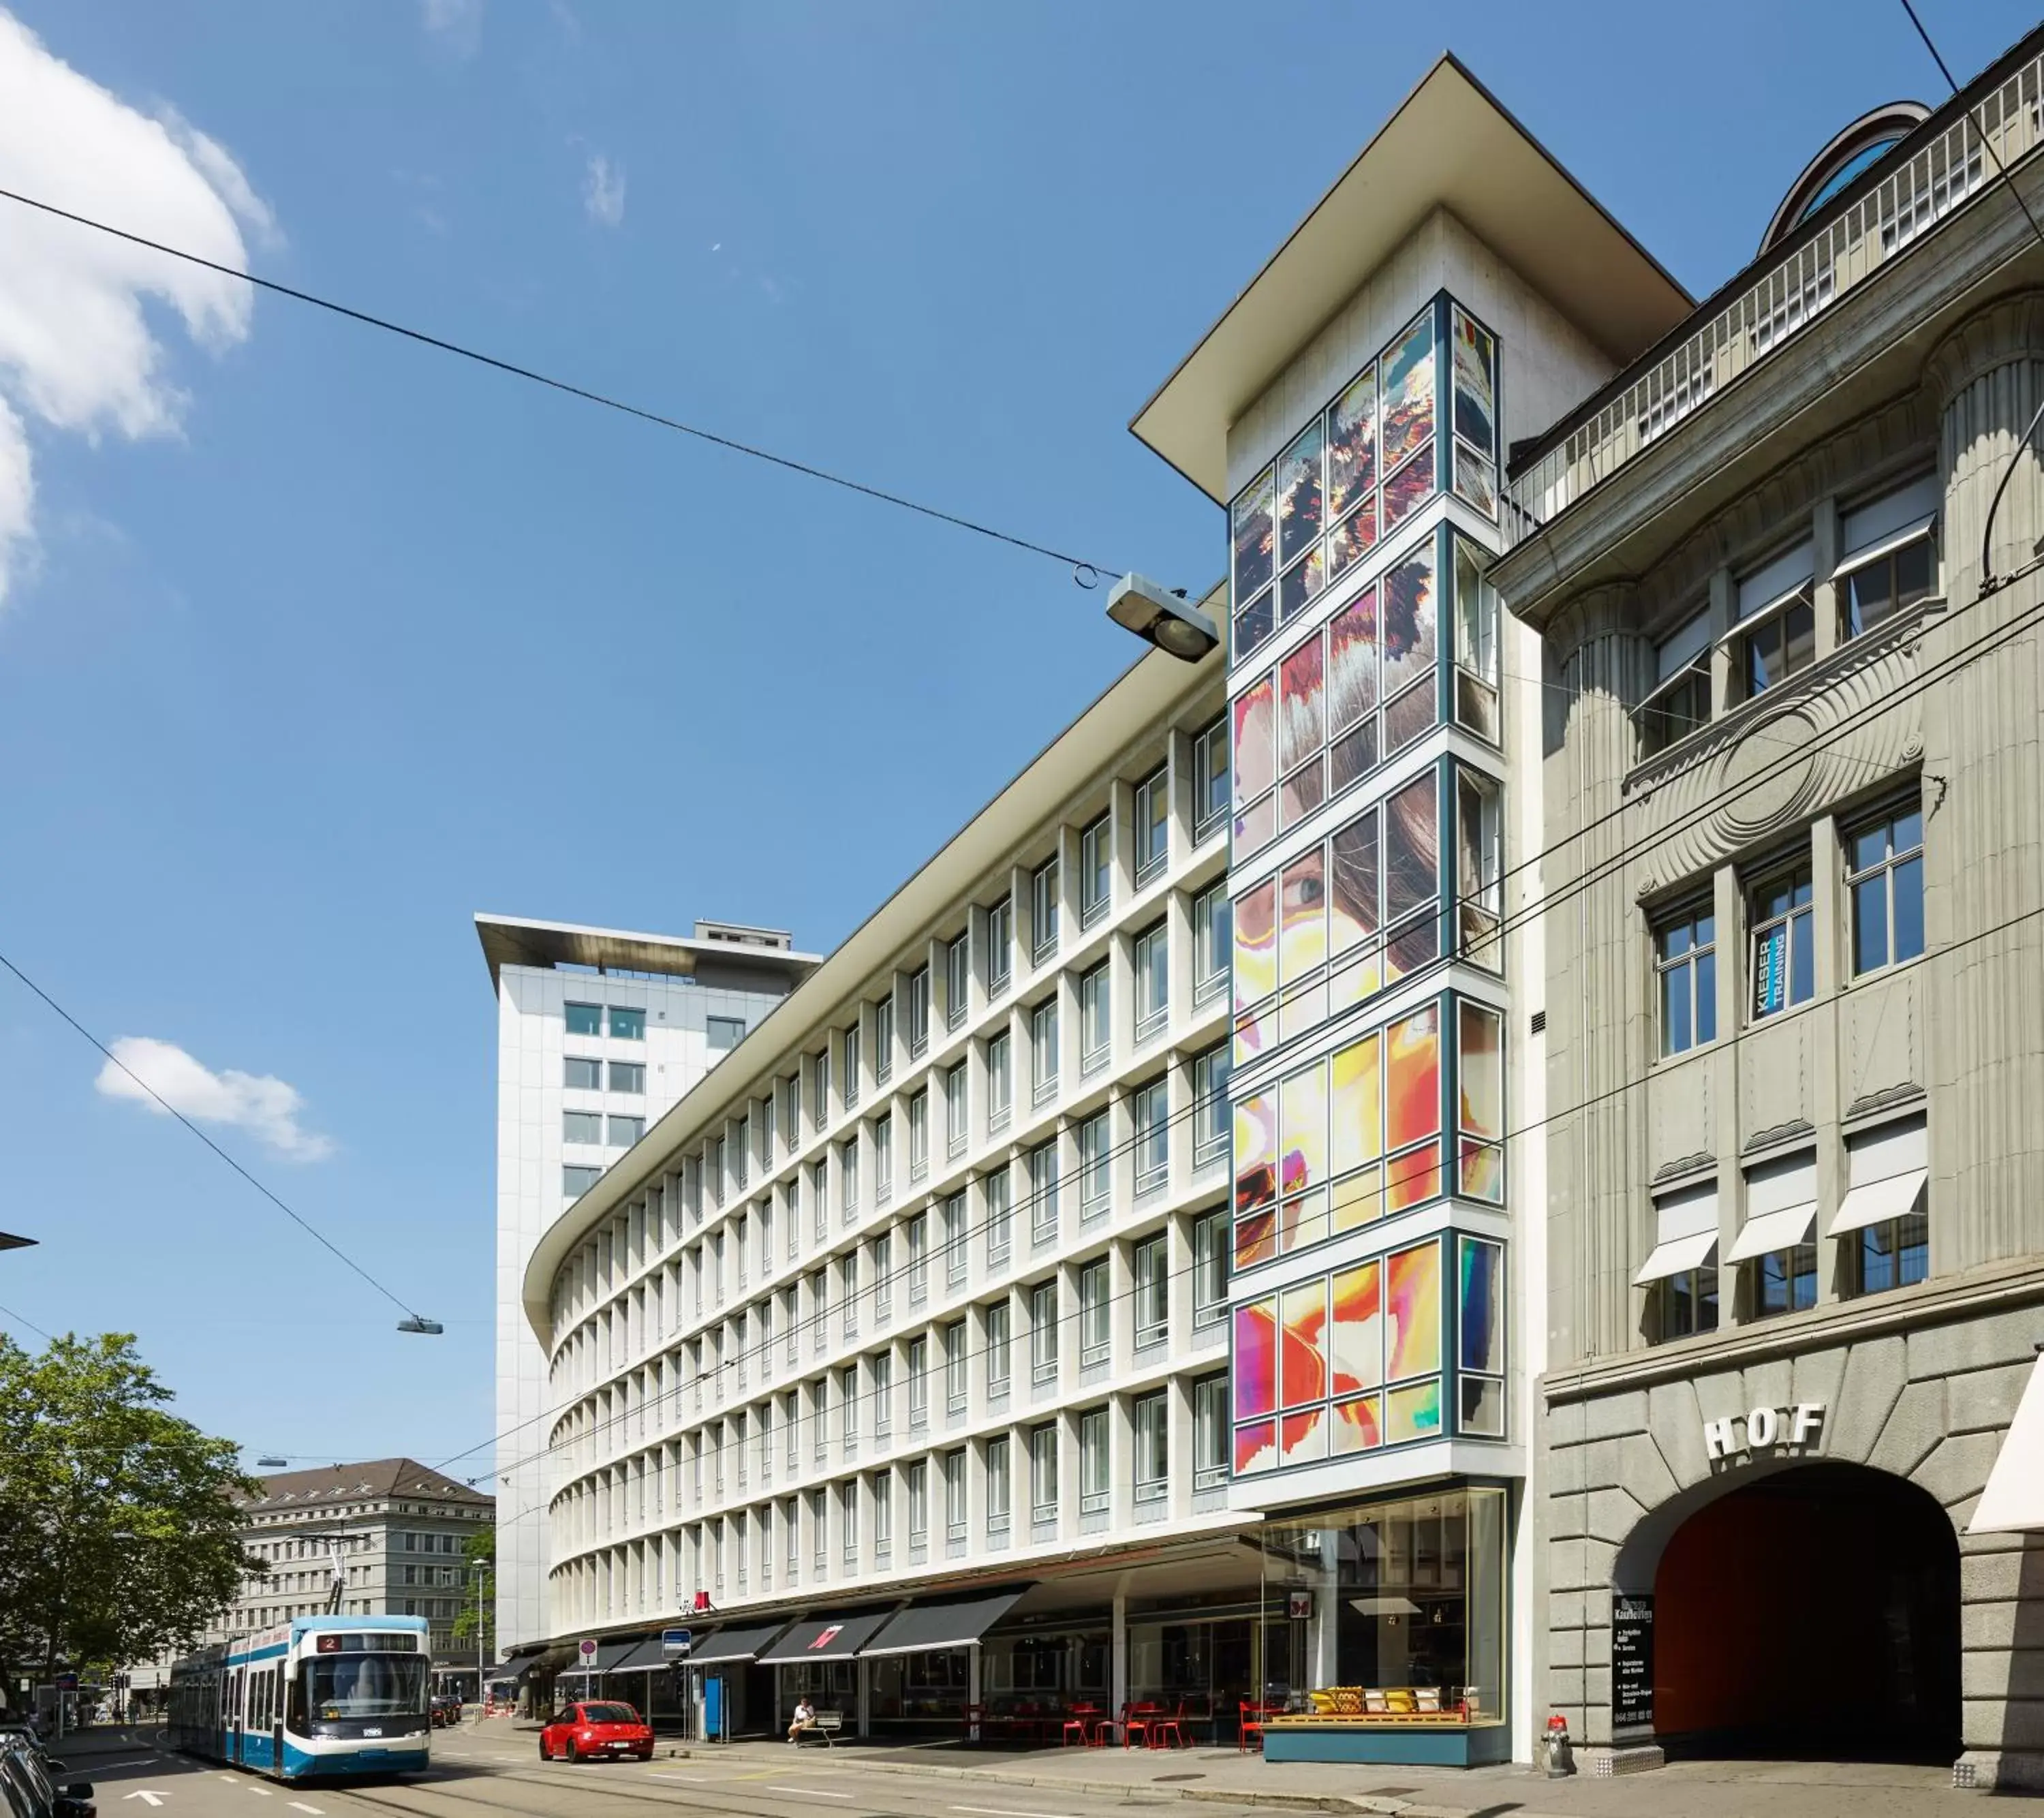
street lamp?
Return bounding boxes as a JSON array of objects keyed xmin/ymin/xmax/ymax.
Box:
[
  {"xmin": 396, "ymin": 1316, "xmax": 444, "ymax": 1335},
  {"xmin": 256, "ymin": 1456, "xmax": 289, "ymax": 1470},
  {"xmin": 1105, "ymin": 572, "xmax": 1220, "ymax": 662}
]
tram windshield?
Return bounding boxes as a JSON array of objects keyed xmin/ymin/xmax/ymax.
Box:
[{"xmin": 306, "ymin": 1654, "xmax": 429, "ymax": 1719}]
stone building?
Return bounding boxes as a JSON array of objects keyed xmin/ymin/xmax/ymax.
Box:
[{"xmin": 1491, "ymin": 31, "xmax": 2044, "ymax": 1790}]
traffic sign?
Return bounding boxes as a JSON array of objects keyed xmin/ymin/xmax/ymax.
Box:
[
  {"xmin": 661, "ymin": 1629, "xmax": 692, "ymax": 1657},
  {"xmin": 576, "ymin": 1637, "xmax": 597, "ymax": 1662}
]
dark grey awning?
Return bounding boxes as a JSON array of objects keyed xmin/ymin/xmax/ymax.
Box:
[
  {"xmin": 684, "ymin": 1621, "xmax": 792, "ymax": 1667},
  {"xmin": 757, "ymin": 1610, "xmax": 895, "ymax": 1665},
  {"xmin": 861, "ymin": 1588, "xmax": 1029, "ymax": 1659},
  {"xmin": 608, "ymin": 1635, "xmax": 671, "ymax": 1672}
]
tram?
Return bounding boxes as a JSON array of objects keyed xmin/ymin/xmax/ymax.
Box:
[{"xmin": 168, "ymin": 1614, "xmax": 431, "ymax": 1781}]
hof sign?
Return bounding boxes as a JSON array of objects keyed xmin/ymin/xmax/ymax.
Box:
[{"xmin": 1703, "ymin": 1401, "xmax": 1825, "ymax": 1462}]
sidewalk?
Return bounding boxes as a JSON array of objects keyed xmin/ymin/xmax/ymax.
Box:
[{"xmin": 698, "ymin": 1736, "xmax": 1965, "ymax": 1817}]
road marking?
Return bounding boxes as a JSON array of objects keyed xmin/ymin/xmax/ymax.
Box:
[
  {"xmin": 288, "ymin": 1804, "xmax": 324, "ymax": 1814},
  {"xmin": 645, "ymin": 1773, "xmax": 713, "ymax": 1782},
  {"xmin": 246, "ymin": 1789, "xmax": 273, "ymax": 1798},
  {"xmin": 955, "ymin": 1808, "xmax": 1082, "ymax": 1818},
  {"xmin": 768, "ymin": 1789, "xmax": 851, "ymax": 1800},
  {"xmin": 121, "ymin": 1795, "xmax": 168, "ymax": 1808}
]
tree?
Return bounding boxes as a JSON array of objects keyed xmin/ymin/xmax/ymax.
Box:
[
  {"xmin": 450, "ymin": 1526, "xmax": 494, "ymax": 1663},
  {"xmin": 0, "ymin": 1332, "xmax": 261, "ymax": 1684}
]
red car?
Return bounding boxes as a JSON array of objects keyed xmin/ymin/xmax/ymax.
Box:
[{"xmin": 539, "ymin": 1700, "xmax": 655, "ymax": 1763}]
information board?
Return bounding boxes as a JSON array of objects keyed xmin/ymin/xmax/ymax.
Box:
[{"xmin": 1611, "ymin": 1593, "xmax": 1654, "ymax": 1736}]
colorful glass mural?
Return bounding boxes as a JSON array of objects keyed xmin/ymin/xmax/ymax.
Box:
[
  {"xmin": 1280, "ymin": 1280, "xmax": 1329, "ymax": 1408},
  {"xmin": 1386, "ymin": 1239, "xmax": 1442, "ymax": 1380},
  {"xmin": 1233, "ymin": 1297, "xmax": 1278, "ymax": 1419}
]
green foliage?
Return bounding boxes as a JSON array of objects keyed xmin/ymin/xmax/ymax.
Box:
[
  {"xmin": 0, "ymin": 1332, "xmax": 261, "ymax": 1678},
  {"xmin": 451, "ymin": 1525, "xmax": 494, "ymax": 1654}
]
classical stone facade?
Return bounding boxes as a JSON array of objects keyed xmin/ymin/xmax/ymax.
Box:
[{"xmin": 1495, "ymin": 35, "xmax": 2044, "ymax": 1792}]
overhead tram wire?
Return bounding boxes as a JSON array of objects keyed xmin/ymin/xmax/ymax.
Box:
[
  {"xmin": 0, "ymin": 186, "xmax": 1121, "ymax": 592},
  {"xmin": 0, "ymin": 946, "xmax": 440, "ymax": 1334},
  {"xmin": 1896, "ymin": 0, "xmax": 2044, "ymax": 591},
  {"xmin": 0, "ymin": 1301, "xmax": 55, "ymax": 1342}
]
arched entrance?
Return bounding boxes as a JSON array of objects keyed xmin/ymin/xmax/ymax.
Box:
[{"xmin": 1648, "ymin": 1462, "xmax": 1960, "ymax": 1761}]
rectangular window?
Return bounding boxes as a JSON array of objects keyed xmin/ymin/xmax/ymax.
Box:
[
  {"xmin": 1031, "ymin": 1281, "xmax": 1059, "ymax": 1383},
  {"xmin": 1192, "ymin": 1372, "xmax": 1228, "ymax": 1490},
  {"xmin": 1192, "ymin": 1209, "xmax": 1229, "ymax": 1327},
  {"xmin": 841, "ymin": 1026, "xmax": 861, "ymax": 1109},
  {"xmin": 986, "ymin": 1434, "xmax": 1012, "ymax": 1535},
  {"xmin": 909, "ymin": 1090, "xmax": 929, "ymax": 1182},
  {"xmin": 840, "ymin": 1252, "xmax": 859, "ymax": 1339},
  {"xmin": 839, "ymin": 1364, "xmax": 860, "ymax": 1443},
  {"xmin": 1194, "ymin": 715, "xmax": 1230, "ymax": 841},
  {"xmin": 1134, "ymin": 921, "xmax": 1170, "ymax": 1043},
  {"xmin": 1079, "ymin": 1407, "xmax": 1109, "ymax": 1513},
  {"xmin": 1656, "ymin": 905, "xmax": 1718, "ymax": 1056},
  {"xmin": 784, "ymin": 1295, "xmax": 799, "ymax": 1365},
  {"xmin": 840, "ymin": 1480, "xmax": 859, "ymax": 1562},
  {"xmin": 908, "ymin": 1336, "xmax": 929, "ymax": 1426},
  {"xmin": 813, "ymin": 1047, "xmax": 831, "ymax": 1115},
  {"xmin": 944, "ymin": 1320, "xmax": 967, "ymax": 1413},
  {"xmin": 1032, "ymin": 858, "xmax": 1060, "ymax": 964},
  {"xmin": 1080, "ymin": 1112, "xmax": 1111, "ymax": 1218},
  {"xmin": 706, "ymin": 1016, "xmax": 745, "ymax": 1053},
  {"xmin": 565, "ymin": 1002, "xmax": 602, "ymax": 1036},
  {"xmin": 1194, "ymin": 1043, "xmax": 1230, "ymax": 1169},
  {"xmin": 564, "ymin": 1164, "xmax": 602, "ymax": 1199},
  {"xmin": 874, "ymin": 995, "xmax": 894, "ymax": 1087},
  {"xmin": 1080, "ymin": 964, "xmax": 1111, "ymax": 1073},
  {"xmin": 1133, "ymin": 1390, "xmax": 1168, "ymax": 1503},
  {"xmin": 1133, "ymin": 1078, "xmax": 1169, "ymax": 1195},
  {"xmin": 608, "ymin": 1114, "xmax": 644, "ymax": 1147},
  {"xmin": 945, "ymin": 1063, "xmax": 970, "ymax": 1158},
  {"xmin": 1452, "ymin": 534, "xmax": 1501, "ymax": 741},
  {"xmin": 908, "ymin": 1460, "xmax": 929, "ymax": 1539},
  {"xmin": 1456, "ymin": 767, "xmax": 1503, "ymax": 968},
  {"xmin": 1029, "ymin": 1141, "xmax": 1061, "ymax": 1244},
  {"xmin": 908, "ymin": 1213, "xmax": 929, "ymax": 1302},
  {"xmin": 1848, "ymin": 803, "xmax": 1925, "ymax": 976},
  {"xmin": 608, "ymin": 1005, "xmax": 645, "ymax": 1041},
  {"xmin": 564, "ymin": 1056, "xmax": 602, "ymax": 1091},
  {"xmin": 908, "ymin": 966, "xmax": 931, "ymax": 1059},
  {"xmin": 810, "ymin": 1269, "xmax": 829, "ymax": 1354},
  {"xmin": 563, "ymin": 1109, "xmax": 602, "ymax": 1145},
  {"xmin": 944, "ymin": 1450, "xmax": 967, "ymax": 1539},
  {"xmin": 609, "ymin": 1060, "xmax": 645, "ymax": 1094},
  {"xmin": 1031, "ymin": 998, "xmax": 1059, "ymax": 1106},
  {"xmin": 944, "ymin": 1192, "xmax": 967, "ymax": 1286},
  {"xmin": 1080, "ymin": 814, "xmax": 1111, "ymax": 927},
  {"xmin": 1749, "ymin": 865, "xmax": 1814, "ymax": 1019},
  {"xmin": 1641, "ymin": 609, "xmax": 1712, "ymax": 756},
  {"xmin": 1133, "ymin": 1233, "xmax": 1167, "ymax": 1348},
  {"xmin": 1030, "ymin": 1421, "xmax": 1059, "ymax": 1520},
  {"xmin": 986, "ymin": 1168, "xmax": 1012, "ymax": 1263},
  {"xmin": 1134, "ymin": 765, "xmax": 1170, "ymax": 884},
  {"xmin": 1079, "ymin": 1259, "xmax": 1110, "ymax": 1366},
  {"xmin": 1194, "ymin": 882, "xmax": 1230, "ymax": 1006},
  {"xmin": 1838, "ymin": 474, "xmax": 1938, "ymax": 640},
  {"xmin": 986, "ymin": 1300, "xmax": 1011, "ymax": 1393},
  {"xmin": 946, "ymin": 933, "xmax": 971, "ymax": 1030},
  {"xmin": 988, "ymin": 1032, "xmax": 1012, "ymax": 1132},
  {"xmin": 1842, "ymin": 1115, "xmax": 1930, "ymax": 1297},
  {"xmin": 840, "ymin": 1138, "xmax": 861, "ymax": 1218},
  {"xmin": 1737, "ymin": 542, "xmax": 1817, "ymax": 697},
  {"xmin": 873, "ymin": 1469, "xmax": 893, "ymax": 1551},
  {"xmin": 875, "ymin": 1114, "xmax": 893, "ymax": 1201},
  {"xmin": 987, "ymin": 897, "xmax": 1014, "ymax": 995},
  {"xmin": 811, "ymin": 1162, "xmax": 828, "ymax": 1241}
]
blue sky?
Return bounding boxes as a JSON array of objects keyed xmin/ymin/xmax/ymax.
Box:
[{"xmin": 0, "ymin": 0, "xmax": 2032, "ymax": 1485}]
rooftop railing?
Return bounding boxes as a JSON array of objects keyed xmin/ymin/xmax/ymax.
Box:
[{"xmin": 1506, "ymin": 55, "xmax": 2044, "ymax": 545}]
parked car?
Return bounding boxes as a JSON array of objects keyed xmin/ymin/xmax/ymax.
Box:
[
  {"xmin": 538, "ymin": 1701, "xmax": 653, "ymax": 1763},
  {"xmin": 429, "ymin": 1695, "xmax": 463, "ymax": 1729},
  {"xmin": 0, "ymin": 1735, "xmax": 93, "ymax": 1818}
]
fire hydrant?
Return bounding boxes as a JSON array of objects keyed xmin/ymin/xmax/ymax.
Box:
[{"xmin": 1545, "ymin": 1712, "xmax": 1576, "ymax": 1777}]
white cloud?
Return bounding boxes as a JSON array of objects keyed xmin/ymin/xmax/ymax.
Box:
[
  {"xmin": 0, "ymin": 8, "xmax": 270, "ymax": 606},
  {"xmin": 583, "ymin": 153, "xmax": 625, "ymax": 228},
  {"xmin": 95, "ymin": 1036, "xmax": 334, "ymax": 1161},
  {"xmin": 420, "ymin": 0, "xmax": 483, "ymax": 56}
]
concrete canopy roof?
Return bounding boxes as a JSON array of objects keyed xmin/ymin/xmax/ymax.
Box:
[
  {"xmin": 473, "ymin": 913, "xmax": 822, "ymax": 992},
  {"xmin": 1130, "ymin": 52, "xmax": 1692, "ymax": 504}
]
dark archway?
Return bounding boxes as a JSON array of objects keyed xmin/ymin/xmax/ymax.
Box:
[{"xmin": 1652, "ymin": 1462, "xmax": 1960, "ymax": 1761}]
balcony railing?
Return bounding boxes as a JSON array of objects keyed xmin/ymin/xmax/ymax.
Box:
[{"xmin": 1506, "ymin": 67, "xmax": 2041, "ymax": 545}]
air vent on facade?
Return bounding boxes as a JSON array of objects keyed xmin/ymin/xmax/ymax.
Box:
[{"xmin": 1530, "ymin": 1009, "xmax": 1547, "ymax": 1034}]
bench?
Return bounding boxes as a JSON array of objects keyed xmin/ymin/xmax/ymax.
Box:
[{"xmin": 792, "ymin": 1710, "xmax": 843, "ymax": 1746}]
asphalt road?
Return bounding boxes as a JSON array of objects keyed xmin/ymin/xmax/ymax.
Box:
[{"xmin": 63, "ymin": 1725, "xmax": 1245, "ymax": 1818}]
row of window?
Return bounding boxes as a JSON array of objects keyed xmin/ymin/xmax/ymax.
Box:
[
  {"xmin": 562, "ymin": 1002, "xmax": 748, "ymax": 1049},
  {"xmin": 1655, "ymin": 799, "xmax": 1923, "ymax": 1056}
]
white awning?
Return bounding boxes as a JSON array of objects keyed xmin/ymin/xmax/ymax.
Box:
[
  {"xmin": 1636, "ymin": 1180, "xmax": 1718, "ymax": 1284},
  {"xmin": 1654, "ymin": 611, "xmax": 1712, "ymax": 683},
  {"xmin": 1840, "ymin": 474, "xmax": 1938, "ymax": 564},
  {"xmin": 1970, "ymin": 1352, "xmax": 2044, "ymax": 1533},
  {"xmin": 1829, "ymin": 1115, "xmax": 1929, "ymax": 1236},
  {"xmin": 1728, "ymin": 1201, "xmax": 1818, "ymax": 1262},
  {"xmin": 1729, "ymin": 1151, "xmax": 1817, "ymax": 1261},
  {"xmin": 1736, "ymin": 540, "xmax": 1814, "ymax": 621}
]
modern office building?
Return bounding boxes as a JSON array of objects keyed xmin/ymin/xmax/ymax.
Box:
[
  {"xmin": 480, "ymin": 914, "xmax": 819, "ymax": 1659},
  {"xmin": 518, "ymin": 643, "xmax": 1247, "ymax": 1738},
  {"xmin": 1127, "ymin": 58, "xmax": 1690, "ymax": 1764},
  {"xmin": 194, "ymin": 1460, "xmax": 494, "ymax": 1689},
  {"xmin": 1491, "ymin": 26, "xmax": 2044, "ymax": 1790}
]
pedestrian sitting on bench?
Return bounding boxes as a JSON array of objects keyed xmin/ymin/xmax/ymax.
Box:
[{"xmin": 788, "ymin": 1697, "xmax": 816, "ymax": 1744}]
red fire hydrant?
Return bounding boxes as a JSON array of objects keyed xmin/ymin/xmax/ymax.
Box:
[{"xmin": 1545, "ymin": 1712, "xmax": 1575, "ymax": 1777}]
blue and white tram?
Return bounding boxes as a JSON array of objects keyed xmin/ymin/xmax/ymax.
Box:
[{"xmin": 168, "ymin": 1614, "xmax": 431, "ymax": 1780}]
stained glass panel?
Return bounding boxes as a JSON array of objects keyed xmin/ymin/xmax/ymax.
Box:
[
  {"xmin": 1457, "ymin": 1000, "xmax": 1504, "ymax": 1139},
  {"xmin": 1279, "ymin": 637, "xmax": 1325, "ymax": 774},
  {"xmin": 1380, "ymin": 311, "xmax": 1435, "ymax": 472},
  {"xmin": 1329, "ymin": 1033, "xmax": 1382, "ymax": 1175},
  {"xmin": 1327, "ymin": 363, "xmax": 1378, "ymax": 518},
  {"xmin": 1279, "ymin": 419, "xmax": 1325, "ymax": 566},
  {"xmin": 1458, "ymin": 1139, "xmax": 1504, "ymax": 1203},
  {"xmin": 1232, "ymin": 467, "xmax": 1275, "ymax": 600},
  {"xmin": 1280, "ymin": 1280, "xmax": 1329, "ymax": 1408},
  {"xmin": 1233, "ymin": 1297, "xmax": 1278, "ymax": 1418},
  {"xmin": 1331, "ymin": 1165, "xmax": 1381, "ymax": 1231},
  {"xmin": 1458, "ymin": 1236, "xmax": 1504, "ymax": 1375},
  {"xmin": 1233, "ymin": 1091, "xmax": 1275, "ymax": 1216},
  {"xmin": 1385, "ymin": 1240, "xmax": 1442, "ymax": 1380},
  {"xmin": 1385, "ymin": 1006, "xmax": 1441, "ymax": 1151},
  {"xmin": 1280, "ymin": 1060, "xmax": 1328, "ymax": 1195},
  {"xmin": 1233, "ymin": 588, "xmax": 1275, "ymax": 662},
  {"xmin": 1329, "ymin": 495, "xmax": 1377, "ymax": 578},
  {"xmin": 1279, "ymin": 548, "xmax": 1326, "ymax": 622},
  {"xmin": 1330, "ymin": 1260, "xmax": 1382, "ymax": 1395},
  {"xmin": 1280, "ymin": 1188, "xmax": 1328, "ymax": 1253},
  {"xmin": 1279, "ymin": 848, "xmax": 1326, "ymax": 985},
  {"xmin": 1382, "ymin": 544, "xmax": 1438, "ymax": 702},
  {"xmin": 1234, "ymin": 794, "xmax": 1276, "ymax": 859},
  {"xmin": 1384, "ymin": 1378, "xmax": 1443, "ymax": 1445},
  {"xmin": 1387, "ymin": 1142, "xmax": 1442, "ymax": 1214},
  {"xmin": 1232, "ymin": 677, "xmax": 1275, "ymax": 803},
  {"xmin": 1382, "ymin": 446, "xmax": 1436, "ymax": 530},
  {"xmin": 1234, "ymin": 1419, "xmax": 1277, "ymax": 1475},
  {"xmin": 1329, "ymin": 814, "xmax": 1380, "ymax": 957},
  {"xmin": 1280, "ymin": 1407, "xmax": 1328, "ymax": 1464},
  {"xmin": 1327, "ymin": 587, "xmax": 1378, "ymax": 735},
  {"xmin": 1451, "ymin": 307, "xmax": 1497, "ymax": 455},
  {"xmin": 1384, "ymin": 771, "xmax": 1440, "ymax": 923},
  {"xmin": 1331, "ymin": 1393, "xmax": 1382, "ymax": 1453},
  {"xmin": 1454, "ymin": 445, "xmax": 1498, "ymax": 518},
  {"xmin": 1233, "ymin": 878, "xmax": 1275, "ymax": 1011}
]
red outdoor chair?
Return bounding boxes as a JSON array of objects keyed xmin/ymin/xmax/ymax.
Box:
[
  {"xmin": 1237, "ymin": 1700, "xmax": 1267, "ymax": 1754},
  {"xmin": 1061, "ymin": 1704, "xmax": 1096, "ymax": 1747},
  {"xmin": 1147, "ymin": 1702, "xmax": 1187, "ymax": 1750},
  {"xmin": 1121, "ymin": 1702, "xmax": 1158, "ymax": 1750}
]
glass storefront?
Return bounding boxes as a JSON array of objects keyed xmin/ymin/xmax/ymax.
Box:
[
  {"xmin": 1257, "ymin": 1485, "xmax": 1506, "ymax": 1725},
  {"xmin": 867, "ymin": 1648, "xmax": 970, "ymax": 1729},
  {"xmin": 1128, "ymin": 1613, "xmax": 1257, "ymax": 1738}
]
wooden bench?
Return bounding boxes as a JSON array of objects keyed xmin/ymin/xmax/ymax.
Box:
[{"xmin": 793, "ymin": 1710, "xmax": 843, "ymax": 1746}]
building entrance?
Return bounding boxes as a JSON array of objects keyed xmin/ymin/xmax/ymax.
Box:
[{"xmin": 1651, "ymin": 1462, "xmax": 1958, "ymax": 1761}]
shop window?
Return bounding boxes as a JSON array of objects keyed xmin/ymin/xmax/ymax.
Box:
[
  {"xmin": 1847, "ymin": 802, "xmax": 1924, "ymax": 975},
  {"xmin": 1749, "ymin": 864, "xmax": 1814, "ymax": 1019},
  {"xmin": 1654, "ymin": 904, "xmax": 1717, "ymax": 1056},
  {"xmin": 1256, "ymin": 1486, "xmax": 1507, "ymax": 1726}
]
